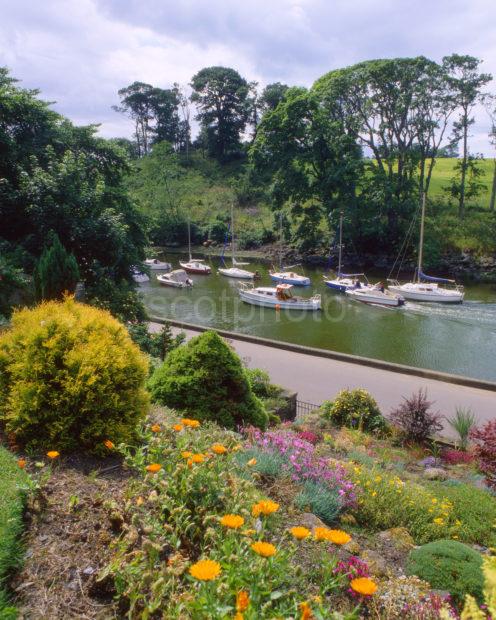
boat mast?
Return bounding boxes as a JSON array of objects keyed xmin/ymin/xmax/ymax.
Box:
[
  {"xmin": 417, "ymin": 192, "xmax": 426, "ymax": 283},
  {"xmin": 231, "ymin": 202, "xmax": 235, "ymax": 266},
  {"xmin": 338, "ymin": 211, "xmax": 343, "ymax": 276},
  {"xmin": 187, "ymin": 218, "xmax": 192, "ymax": 262},
  {"xmin": 279, "ymin": 211, "xmax": 283, "ymax": 269}
]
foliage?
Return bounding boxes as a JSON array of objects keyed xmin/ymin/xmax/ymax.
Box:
[
  {"xmin": 84, "ymin": 277, "xmax": 147, "ymax": 323},
  {"xmin": 459, "ymin": 555, "xmax": 496, "ymax": 619},
  {"xmin": 0, "ymin": 446, "xmax": 29, "ymax": 615},
  {"xmin": 236, "ymin": 446, "xmax": 289, "ymax": 479},
  {"xmin": 106, "ymin": 413, "xmax": 356, "ymax": 618},
  {"xmin": 149, "ymin": 331, "xmax": 268, "ymax": 430},
  {"xmin": 406, "ymin": 539, "xmax": 483, "ymax": 605},
  {"xmin": 127, "ymin": 322, "xmax": 185, "ymax": 361},
  {"xmin": 390, "ymin": 389, "xmax": 443, "ymax": 444},
  {"xmin": 448, "ymin": 407, "xmax": 476, "ymax": 450},
  {"xmin": 33, "ymin": 233, "xmax": 79, "ymax": 301},
  {"xmin": 295, "ymin": 480, "xmax": 343, "ymax": 525},
  {"xmin": 441, "ymin": 448, "xmax": 474, "ymax": 465},
  {"xmin": 245, "ymin": 368, "xmax": 281, "ymax": 398},
  {"xmin": 470, "ymin": 420, "xmax": 496, "ymax": 490},
  {"xmin": 0, "ymin": 253, "xmax": 29, "ymax": 319},
  {"xmin": 320, "ymin": 389, "xmax": 387, "ymax": 434},
  {"xmin": 0, "ymin": 298, "xmax": 149, "ymax": 453}
]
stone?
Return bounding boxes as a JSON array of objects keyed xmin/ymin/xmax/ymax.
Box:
[
  {"xmin": 423, "ymin": 467, "xmax": 448, "ymax": 481},
  {"xmin": 299, "ymin": 512, "xmax": 326, "ymax": 530},
  {"xmin": 360, "ymin": 550, "xmax": 389, "ymax": 577},
  {"xmin": 378, "ymin": 527, "xmax": 415, "ymax": 552}
]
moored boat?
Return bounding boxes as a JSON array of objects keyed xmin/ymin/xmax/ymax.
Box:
[
  {"xmin": 238, "ymin": 283, "xmax": 321, "ymax": 311},
  {"xmin": 157, "ymin": 269, "xmax": 193, "ymax": 288},
  {"xmin": 132, "ymin": 269, "xmax": 149, "ymax": 283},
  {"xmin": 145, "ymin": 258, "xmax": 171, "ymax": 270},
  {"xmin": 346, "ymin": 284, "xmax": 405, "ymax": 307},
  {"xmin": 270, "ymin": 271, "xmax": 311, "ymax": 286},
  {"xmin": 179, "ymin": 219, "xmax": 211, "ymax": 274},
  {"xmin": 219, "ymin": 204, "xmax": 257, "ymax": 280}
]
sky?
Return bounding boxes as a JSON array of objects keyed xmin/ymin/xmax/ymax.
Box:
[{"xmin": 1, "ymin": 0, "xmax": 495, "ymax": 154}]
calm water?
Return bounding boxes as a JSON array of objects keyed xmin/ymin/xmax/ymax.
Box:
[{"xmin": 140, "ymin": 253, "xmax": 496, "ymax": 382}]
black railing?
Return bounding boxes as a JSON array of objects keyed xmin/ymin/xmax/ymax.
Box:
[{"xmin": 296, "ymin": 400, "xmax": 320, "ymax": 419}]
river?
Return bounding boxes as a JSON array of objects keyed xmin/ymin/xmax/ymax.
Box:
[{"xmin": 139, "ymin": 253, "xmax": 496, "ymax": 382}]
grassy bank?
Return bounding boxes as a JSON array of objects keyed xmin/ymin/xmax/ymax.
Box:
[{"xmin": 0, "ymin": 446, "xmax": 28, "ymax": 615}]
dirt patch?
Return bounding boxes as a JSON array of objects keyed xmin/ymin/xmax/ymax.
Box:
[{"xmin": 13, "ymin": 455, "xmax": 131, "ymax": 620}]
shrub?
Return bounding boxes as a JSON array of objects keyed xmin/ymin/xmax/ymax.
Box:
[
  {"xmin": 471, "ymin": 420, "xmax": 496, "ymax": 490},
  {"xmin": 33, "ymin": 233, "xmax": 79, "ymax": 301},
  {"xmin": 245, "ymin": 368, "xmax": 281, "ymax": 398},
  {"xmin": 390, "ymin": 389, "xmax": 443, "ymax": 444},
  {"xmin": 127, "ymin": 322, "xmax": 185, "ymax": 361},
  {"xmin": 0, "ymin": 298, "xmax": 149, "ymax": 453},
  {"xmin": 320, "ymin": 388, "xmax": 387, "ymax": 434},
  {"xmin": 149, "ymin": 331, "xmax": 268, "ymax": 430},
  {"xmin": 448, "ymin": 407, "xmax": 476, "ymax": 451},
  {"xmin": 459, "ymin": 555, "xmax": 496, "ymax": 619},
  {"xmin": 236, "ymin": 447, "xmax": 288, "ymax": 479},
  {"xmin": 441, "ymin": 448, "xmax": 474, "ymax": 465},
  {"xmin": 85, "ymin": 277, "xmax": 147, "ymax": 323},
  {"xmin": 406, "ymin": 539, "xmax": 483, "ymax": 605},
  {"xmin": 295, "ymin": 480, "xmax": 343, "ymax": 525}
]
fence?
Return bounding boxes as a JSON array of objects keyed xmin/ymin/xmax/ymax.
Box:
[{"xmin": 296, "ymin": 400, "xmax": 320, "ymax": 420}]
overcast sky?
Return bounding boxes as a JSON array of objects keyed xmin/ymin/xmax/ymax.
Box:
[{"xmin": 1, "ymin": 0, "xmax": 495, "ymax": 153}]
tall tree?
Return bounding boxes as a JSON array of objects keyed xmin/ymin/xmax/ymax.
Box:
[
  {"xmin": 34, "ymin": 233, "xmax": 79, "ymax": 301},
  {"xmin": 485, "ymin": 96, "xmax": 496, "ymax": 212},
  {"xmin": 259, "ymin": 82, "xmax": 289, "ymax": 114},
  {"xmin": 443, "ymin": 55, "xmax": 492, "ymax": 218},
  {"xmin": 190, "ymin": 66, "xmax": 251, "ymax": 161},
  {"xmin": 113, "ymin": 82, "xmax": 155, "ymax": 157}
]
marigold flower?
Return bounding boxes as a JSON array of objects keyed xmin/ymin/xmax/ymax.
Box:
[
  {"xmin": 146, "ymin": 463, "xmax": 162, "ymax": 473},
  {"xmin": 189, "ymin": 559, "xmax": 221, "ymax": 581},
  {"xmin": 252, "ymin": 500, "xmax": 279, "ymax": 517},
  {"xmin": 181, "ymin": 451, "xmax": 193, "ymax": 459},
  {"xmin": 236, "ymin": 590, "xmax": 250, "ymax": 612},
  {"xmin": 151, "ymin": 424, "xmax": 161, "ymax": 433},
  {"xmin": 251, "ymin": 541, "xmax": 277, "ymax": 557},
  {"xmin": 327, "ymin": 529, "xmax": 351, "ymax": 545},
  {"xmin": 350, "ymin": 577, "xmax": 378, "ymax": 596},
  {"xmin": 314, "ymin": 527, "xmax": 332, "ymax": 541},
  {"xmin": 172, "ymin": 424, "xmax": 183, "ymax": 432},
  {"xmin": 246, "ymin": 458, "xmax": 257, "ymax": 466},
  {"xmin": 17, "ymin": 458, "xmax": 26, "ymax": 469},
  {"xmin": 191, "ymin": 453, "xmax": 205, "ymax": 463},
  {"xmin": 181, "ymin": 418, "xmax": 200, "ymax": 428},
  {"xmin": 104, "ymin": 440, "xmax": 114, "ymax": 450},
  {"xmin": 300, "ymin": 601, "xmax": 314, "ymax": 620},
  {"xmin": 289, "ymin": 526, "xmax": 311, "ymax": 540},
  {"xmin": 211, "ymin": 443, "xmax": 228, "ymax": 455},
  {"xmin": 47, "ymin": 451, "xmax": 60, "ymax": 459},
  {"xmin": 220, "ymin": 514, "xmax": 245, "ymax": 529}
]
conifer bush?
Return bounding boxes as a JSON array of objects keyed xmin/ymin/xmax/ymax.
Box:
[
  {"xmin": 0, "ymin": 298, "xmax": 149, "ymax": 453},
  {"xmin": 148, "ymin": 331, "xmax": 268, "ymax": 429},
  {"xmin": 33, "ymin": 233, "xmax": 79, "ymax": 301}
]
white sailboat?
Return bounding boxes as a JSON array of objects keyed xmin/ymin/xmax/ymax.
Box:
[
  {"xmin": 238, "ymin": 283, "xmax": 321, "ymax": 311},
  {"xmin": 179, "ymin": 220, "xmax": 211, "ymax": 274},
  {"xmin": 145, "ymin": 258, "xmax": 171, "ymax": 270},
  {"xmin": 270, "ymin": 213, "xmax": 311, "ymax": 286},
  {"xmin": 346, "ymin": 283, "xmax": 405, "ymax": 307},
  {"xmin": 388, "ymin": 193, "xmax": 464, "ymax": 303},
  {"xmin": 218, "ymin": 204, "xmax": 258, "ymax": 279},
  {"xmin": 323, "ymin": 212, "xmax": 365, "ymax": 292}
]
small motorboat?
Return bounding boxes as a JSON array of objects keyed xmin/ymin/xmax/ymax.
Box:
[
  {"xmin": 157, "ymin": 269, "xmax": 193, "ymax": 288},
  {"xmin": 346, "ymin": 283, "xmax": 405, "ymax": 307},
  {"xmin": 132, "ymin": 269, "xmax": 149, "ymax": 283},
  {"xmin": 145, "ymin": 258, "xmax": 171, "ymax": 270},
  {"xmin": 324, "ymin": 273, "xmax": 368, "ymax": 293},
  {"xmin": 238, "ymin": 283, "xmax": 321, "ymax": 311},
  {"xmin": 219, "ymin": 266, "xmax": 257, "ymax": 279},
  {"xmin": 179, "ymin": 259, "xmax": 211, "ymax": 274},
  {"xmin": 270, "ymin": 270, "xmax": 311, "ymax": 286}
]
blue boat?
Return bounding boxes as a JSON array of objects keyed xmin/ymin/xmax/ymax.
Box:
[{"xmin": 324, "ymin": 273, "xmax": 368, "ymax": 293}]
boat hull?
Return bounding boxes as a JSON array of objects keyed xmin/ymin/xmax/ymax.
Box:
[
  {"xmin": 179, "ymin": 262, "xmax": 211, "ymax": 274},
  {"xmin": 324, "ymin": 279, "xmax": 348, "ymax": 293},
  {"xmin": 388, "ymin": 285, "xmax": 464, "ymax": 303},
  {"xmin": 270, "ymin": 273, "xmax": 311, "ymax": 286},
  {"xmin": 145, "ymin": 260, "xmax": 171, "ymax": 271},
  {"xmin": 346, "ymin": 289, "xmax": 404, "ymax": 307},
  {"xmin": 239, "ymin": 290, "xmax": 321, "ymax": 310},
  {"xmin": 219, "ymin": 267, "xmax": 254, "ymax": 279}
]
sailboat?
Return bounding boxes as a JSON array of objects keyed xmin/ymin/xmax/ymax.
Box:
[
  {"xmin": 179, "ymin": 219, "xmax": 211, "ymax": 274},
  {"xmin": 323, "ymin": 212, "xmax": 367, "ymax": 292},
  {"xmin": 218, "ymin": 204, "xmax": 257, "ymax": 279},
  {"xmin": 270, "ymin": 213, "xmax": 311, "ymax": 286},
  {"xmin": 388, "ymin": 193, "xmax": 464, "ymax": 303}
]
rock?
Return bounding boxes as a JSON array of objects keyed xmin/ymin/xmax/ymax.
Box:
[
  {"xmin": 299, "ymin": 513, "xmax": 327, "ymax": 530},
  {"xmin": 360, "ymin": 550, "xmax": 389, "ymax": 577},
  {"xmin": 82, "ymin": 566, "xmax": 95, "ymax": 577},
  {"xmin": 423, "ymin": 467, "xmax": 448, "ymax": 481},
  {"xmin": 378, "ymin": 527, "xmax": 415, "ymax": 552}
]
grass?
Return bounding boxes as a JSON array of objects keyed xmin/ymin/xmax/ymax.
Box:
[
  {"xmin": 0, "ymin": 446, "xmax": 28, "ymax": 615},
  {"xmin": 427, "ymin": 158, "xmax": 494, "ymax": 207}
]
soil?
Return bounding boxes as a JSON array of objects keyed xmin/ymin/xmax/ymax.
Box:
[{"xmin": 12, "ymin": 454, "xmax": 132, "ymax": 620}]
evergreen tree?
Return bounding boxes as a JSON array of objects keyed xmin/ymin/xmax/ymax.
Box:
[{"xmin": 34, "ymin": 233, "xmax": 79, "ymax": 301}]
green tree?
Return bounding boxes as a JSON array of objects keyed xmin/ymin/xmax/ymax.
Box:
[
  {"xmin": 259, "ymin": 82, "xmax": 289, "ymax": 113},
  {"xmin": 190, "ymin": 66, "xmax": 251, "ymax": 161},
  {"xmin": 443, "ymin": 54, "xmax": 492, "ymax": 218},
  {"xmin": 33, "ymin": 233, "xmax": 79, "ymax": 301}
]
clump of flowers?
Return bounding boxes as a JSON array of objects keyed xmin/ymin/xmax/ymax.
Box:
[
  {"xmin": 252, "ymin": 499, "xmax": 279, "ymax": 517},
  {"xmin": 189, "ymin": 559, "xmax": 221, "ymax": 581},
  {"xmin": 146, "ymin": 463, "xmax": 162, "ymax": 473},
  {"xmin": 251, "ymin": 541, "xmax": 277, "ymax": 557},
  {"xmin": 182, "ymin": 418, "xmax": 201, "ymax": 428},
  {"xmin": 211, "ymin": 443, "xmax": 228, "ymax": 455},
  {"xmin": 441, "ymin": 448, "xmax": 474, "ymax": 466},
  {"xmin": 289, "ymin": 526, "xmax": 311, "ymax": 540},
  {"xmin": 297, "ymin": 430, "xmax": 320, "ymax": 445},
  {"xmin": 150, "ymin": 424, "xmax": 161, "ymax": 433},
  {"xmin": 220, "ymin": 514, "xmax": 244, "ymax": 529},
  {"xmin": 236, "ymin": 590, "xmax": 249, "ymax": 613},
  {"xmin": 334, "ymin": 556, "xmax": 370, "ymax": 597}
]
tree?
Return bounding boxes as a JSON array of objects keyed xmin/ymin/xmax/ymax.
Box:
[
  {"xmin": 190, "ymin": 66, "xmax": 251, "ymax": 161},
  {"xmin": 113, "ymin": 82, "xmax": 155, "ymax": 157},
  {"xmin": 443, "ymin": 55, "xmax": 492, "ymax": 218},
  {"xmin": 259, "ymin": 82, "xmax": 289, "ymax": 113},
  {"xmin": 485, "ymin": 97, "xmax": 496, "ymax": 212},
  {"xmin": 33, "ymin": 233, "xmax": 79, "ymax": 301}
]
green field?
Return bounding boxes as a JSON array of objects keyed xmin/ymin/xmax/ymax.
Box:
[{"xmin": 427, "ymin": 158, "xmax": 494, "ymax": 206}]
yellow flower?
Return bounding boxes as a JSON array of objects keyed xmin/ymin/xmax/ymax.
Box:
[
  {"xmin": 191, "ymin": 453, "xmax": 205, "ymax": 463},
  {"xmin": 47, "ymin": 451, "xmax": 60, "ymax": 459},
  {"xmin": 182, "ymin": 418, "xmax": 200, "ymax": 428},
  {"xmin": 300, "ymin": 601, "xmax": 314, "ymax": 620},
  {"xmin": 433, "ymin": 517, "xmax": 444, "ymax": 525},
  {"xmin": 104, "ymin": 439, "xmax": 114, "ymax": 450},
  {"xmin": 350, "ymin": 577, "xmax": 378, "ymax": 596},
  {"xmin": 327, "ymin": 529, "xmax": 351, "ymax": 545},
  {"xmin": 236, "ymin": 591, "xmax": 250, "ymax": 612},
  {"xmin": 172, "ymin": 424, "xmax": 183, "ymax": 432},
  {"xmin": 151, "ymin": 424, "xmax": 161, "ymax": 433},
  {"xmin": 146, "ymin": 463, "xmax": 162, "ymax": 473},
  {"xmin": 17, "ymin": 458, "xmax": 26, "ymax": 469},
  {"xmin": 251, "ymin": 541, "xmax": 277, "ymax": 557},
  {"xmin": 314, "ymin": 527, "xmax": 332, "ymax": 541},
  {"xmin": 189, "ymin": 559, "xmax": 221, "ymax": 581},
  {"xmin": 247, "ymin": 458, "xmax": 257, "ymax": 467},
  {"xmin": 220, "ymin": 514, "xmax": 245, "ymax": 529},
  {"xmin": 290, "ymin": 526, "xmax": 311, "ymax": 540},
  {"xmin": 181, "ymin": 451, "xmax": 193, "ymax": 459},
  {"xmin": 252, "ymin": 500, "xmax": 279, "ymax": 517},
  {"xmin": 211, "ymin": 443, "xmax": 228, "ymax": 455}
]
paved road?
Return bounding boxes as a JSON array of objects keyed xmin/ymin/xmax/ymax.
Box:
[{"xmin": 150, "ymin": 324, "xmax": 495, "ymax": 439}]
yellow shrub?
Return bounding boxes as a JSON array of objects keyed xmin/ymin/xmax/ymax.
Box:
[{"xmin": 0, "ymin": 298, "xmax": 149, "ymax": 453}]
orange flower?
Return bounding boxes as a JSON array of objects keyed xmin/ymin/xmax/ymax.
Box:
[
  {"xmin": 211, "ymin": 443, "xmax": 228, "ymax": 455},
  {"xmin": 220, "ymin": 514, "xmax": 245, "ymax": 529},
  {"xmin": 252, "ymin": 500, "xmax": 279, "ymax": 517},
  {"xmin": 17, "ymin": 458, "xmax": 26, "ymax": 469},
  {"xmin": 327, "ymin": 529, "xmax": 352, "ymax": 545},
  {"xmin": 151, "ymin": 424, "xmax": 161, "ymax": 433},
  {"xmin": 136, "ymin": 496, "xmax": 144, "ymax": 506},
  {"xmin": 251, "ymin": 541, "xmax": 277, "ymax": 557},
  {"xmin": 104, "ymin": 440, "xmax": 114, "ymax": 450},
  {"xmin": 181, "ymin": 418, "xmax": 200, "ymax": 428},
  {"xmin": 189, "ymin": 559, "xmax": 221, "ymax": 581},
  {"xmin": 47, "ymin": 451, "xmax": 60, "ymax": 459},
  {"xmin": 350, "ymin": 577, "xmax": 378, "ymax": 596},
  {"xmin": 146, "ymin": 463, "xmax": 162, "ymax": 473},
  {"xmin": 289, "ymin": 526, "xmax": 311, "ymax": 540},
  {"xmin": 314, "ymin": 527, "xmax": 332, "ymax": 541},
  {"xmin": 300, "ymin": 601, "xmax": 314, "ymax": 620},
  {"xmin": 181, "ymin": 451, "xmax": 193, "ymax": 459},
  {"xmin": 246, "ymin": 458, "xmax": 257, "ymax": 467},
  {"xmin": 190, "ymin": 453, "xmax": 205, "ymax": 463},
  {"xmin": 172, "ymin": 424, "xmax": 183, "ymax": 432},
  {"xmin": 236, "ymin": 590, "xmax": 250, "ymax": 612}
]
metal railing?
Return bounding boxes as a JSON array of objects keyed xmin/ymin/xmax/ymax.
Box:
[{"xmin": 296, "ymin": 400, "xmax": 320, "ymax": 419}]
